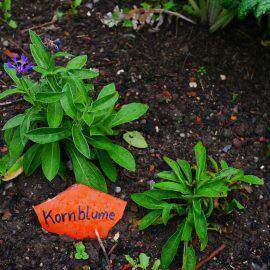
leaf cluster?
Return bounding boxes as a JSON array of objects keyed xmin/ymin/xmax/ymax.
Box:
[
  {"xmin": 131, "ymin": 141, "xmax": 264, "ymax": 269},
  {"xmin": 0, "ymin": 30, "xmax": 148, "ymax": 191},
  {"xmin": 125, "ymin": 253, "xmax": 161, "ymax": 270}
]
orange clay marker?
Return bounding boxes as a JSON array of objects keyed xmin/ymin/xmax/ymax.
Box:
[{"xmin": 33, "ymin": 184, "xmax": 127, "ymax": 239}]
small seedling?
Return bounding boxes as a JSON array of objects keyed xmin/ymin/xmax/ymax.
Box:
[
  {"xmin": 197, "ymin": 66, "xmax": 206, "ymax": 76},
  {"xmin": 74, "ymin": 243, "xmax": 89, "ymax": 260},
  {"xmin": 0, "ymin": 0, "xmax": 17, "ymax": 28},
  {"xmin": 125, "ymin": 253, "xmax": 160, "ymax": 270}
]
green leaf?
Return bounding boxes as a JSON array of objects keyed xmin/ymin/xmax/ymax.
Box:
[
  {"xmin": 177, "ymin": 159, "xmax": 192, "ymax": 184},
  {"xmin": 161, "ymin": 225, "xmax": 182, "ymax": 270},
  {"xmin": 47, "ymin": 102, "xmax": 63, "ymax": 128},
  {"xmin": 208, "ymin": 156, "xmax": 219, "ymax": 173},
  {"xmin": 194, "ymin": 141, "xmax": 206, "ymax": 182},
  {"xmin": 65, "ymin": 143, "xmax": 107, "ymax": 192},
  {"xmin": 142, "ymin": 189, "xmax": 182, "ymax": 200},
  {"xmin": 23, "ymin": 144, "xmax": 43, "ymax": 176},
  {"xmin": 67, "ymin": 55, "xmax": 87, "ymax": 69},
  {"xmin": 154, "ymin": 181, "xmax": 191, "ymax": 195},
  {"xmin": 72, "ymin": 125, "xmax": 90, "ymax": 158},
  {"xmin": 156, "ymin": 171, "xmax": 179, "ymax": 182},
  {"xmin": 139, "ymin": 210, "xmax": 162, "ymax": 230},
  {"xmin": 8, "ymin": 20, "xmax": 17, "ymax": 29},
  {"xmin": 87, "ymin": 136, "xmax": 115, "ymax": 150},
  {"xmin": 163, "ymin": 156, "xmax": 186, "ymax": 184},
  {"xmin": 91, "ymin": 92, "xmax": 119, "ymax": 112},
  {"xmin": 225, "ymin": 199, "xmax": 244, "ymax": 214},
  {"xmin": 107, "ymin": 145, "xmax": 135, "ymax": 172},
  {"xmin": 98, "ymin": 83, "xmax": 116, "ymax": 99},
  {"xmin": 181, "ymin": 209, "xmax": 194, "ymax": 242},
  {"xmin": 220, "ymin": 159, "xmax": 229, "ymax": 170},
  {"xmin": 36, "ymin": 92, "xmax": 65, "ymax": 103},
  {"xmin": 4, "ymin": 64, "xmax": 21, "ymax": 85},
  {"xmin": 125, "ymin": 255, "xmax": 137, "ymax": 267},
  {"xmin": 53, "ymin": 52, "xmax": 73, "ymax": 58},
  {"xmin": 152, "ymin": 259, "xmax": 161, "ymax": 270},
  {"xmin": 83, "ymin": 112, "xmax": 94, "ymax": 126},
  {"xmin": 238, "ymin": 175, "xmax": 264, "ymax": 185},
  {"xmin": 131, "ymin": 193, "xmax": 166, "ymax": 210},
  {"xmin": 192, "ymin": 200, "xmax": 208, "ymax": 250},
  {"xmin": 162, "ymin": 204, "xmax": 173, "ymax": 225},
  {"xmin": 27, "ymin": 127, "xmax": 71, "ymax": 144},
  {"xmin": 8, "ymin": 128, "xmax": 24, "ymax": 163},
  {"xmin": 196, "ymin": 180, "xmax": 228, "ymax": 197},
  {"xmin": 109, "ymin": 103, "xmax": 148, "ymax": 127},
  {"xmin": 123, "ymin": 131, "xmax": 148, "ymax": 148},
  {"xmin": 72, "ymin": 69, "xmax": 99, "ymax": 79},
  {"xmin": 96, "ymin": 150, "xmax": 117, "ymax": 182},
  {"xmin": 3, "ymin": 114, "xmax": 24, "ymax": 130},
  {"xmin": 215, "ymin": 167, "xmax": 240, "ymax": 180},
  {"xmin": 183, "ymin": 246, "xmax": 196, "ymax": 270},
  {"xmin": 61, "ymin": 83, "xmax": 77, "ymax": 119},
  {"xmin": 139, "ymin": 253, "xmax": 150, "ymax": 269},
  {"xmin": 0, "ymin": 88, "xmax": 24, "ymax": 100},
  {"xmin": 41, "ymin": 142, "xmax": 60, "ymax": 181}
]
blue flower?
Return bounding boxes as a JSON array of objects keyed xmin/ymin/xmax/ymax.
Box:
[{"xmin": 7, "ymin": 54, "xmax": 34, "ymax": 77}]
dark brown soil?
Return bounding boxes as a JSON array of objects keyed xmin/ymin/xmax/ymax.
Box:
[{"xmin": 0, "ymin": 1, "xmax": 270, "ymax": 270}]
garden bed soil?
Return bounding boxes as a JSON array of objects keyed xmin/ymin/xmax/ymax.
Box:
[{"xmin": 0, "ymin": 1, "xmax": 270, "ymax": 269}]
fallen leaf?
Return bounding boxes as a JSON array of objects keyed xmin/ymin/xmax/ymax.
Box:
[
  {"xmin": 188, "ymin": 91, "xmax": 197, "ymax": 97},
  {"xmin": 4, "ymin": 50, "xmax": 19, "ymax": 59},
  {"xmin": 149, "ymin": 164, "xmax": 155, "ymax": 173},
  {"xmin": 123, "ymin": 131, "xmax": 148, "ymax": 148},
  {"xmin": 231, "ymin": 115, "xmax": 237, "ymax": 121}
]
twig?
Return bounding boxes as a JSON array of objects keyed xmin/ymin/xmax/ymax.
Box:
[
  {"xmin": 195, "ymin": 243, "xmax": 226, "ymax": 269},
  {"xmin": 0, "ymin": 98, "xmax": 24, "ymax": 107},
  {"xmin": 20, "ymin": 13, "xmax": 57, "ymax": 34},
  {"xmin": 108, "ymin": 243, "xmax": 117, "ymax": 256},
  {"xmin": 95, "ymin": 229, "xmax": 111, "ymax": 270}
]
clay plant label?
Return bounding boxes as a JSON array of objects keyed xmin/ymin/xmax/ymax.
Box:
[{"xmin": 33, "ymin": 184, "xmax": 127, "ymax": 239}]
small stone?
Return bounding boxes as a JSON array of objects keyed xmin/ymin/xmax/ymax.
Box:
[
  {"xmin": 2, "ymin": 40, "xmax": 9, "ymax": 47},
  {"xmin": 259, "ymin": 195, "xmax": 263, "ymax": 199},
  {"xmin": 254, "ymin": 157, "xmax": 259, "ymax": 163},
  {"xmin": 155, "ymin": 126, "xmax": 159, "ymax": 133},
  {"xmin": 116, "ymin": 69, "xmax": 124, "ymax": 75},
  {"xmin": 220, "ymin": 74, "xmax": 226, "ymax": 80},
  {"xmin": 180, "ymin": 133, "xmax": 185, "ymax": 138},
  {"xmin": 189, "ymin": 82, "xmax": 197, "ymax": 88},
  {"xmin": 87, "ymin": 11, "xmax": 91, "ymax": 16},
  {"xmin": 260, "ymin": 165, "xmax": 265, "ymax": 170},
  {"xmin": 114, "ymin": 186, "xmax": 121, "ymax": 193}
]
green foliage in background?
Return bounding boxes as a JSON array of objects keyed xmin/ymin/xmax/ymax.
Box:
[
  {"xmin": 0, "ymin": 0, "xmax": 17, "ymax": 28},
  {"xmin": 0, "ymin": 30, "xmax": 148, "ymax": 191},
  {"xmin": 132, "ymin": 141, "xmax": 264, "ymax": 269}
]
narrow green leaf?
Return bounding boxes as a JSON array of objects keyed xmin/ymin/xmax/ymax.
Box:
[
  {"xmin": 47, "ymin": 102, "xmax": 63, "ymax": 128},
  {"xmin": 139, "ymin": 253, "xmax": 150, "ymax": 269},
  {"xmin": 182, "ymin": 209, "xmax": 194, "ymax": 242},
  {"xmin": 162, "ymin": 204, "xmax": 173, "ymax": 225},
  {"xmin": 67, "ymin": 55, "xmax": 87, "ymax": 69},
  {"xmin": 156, "ymin": 171, "xmax": 179, "ymax": 182},
  {"xmin": 183, "ymin": 245, "xmax": 196, "ymax": 270},
  {"xmin": 0, "ymin": 88, "xmax": 24, "ymax": 100},
  {"xmin": 161, "ymin": 225, "xmax": 182, "ymax": 270},
  {"xmin": 178, "ymin": 159, "xmax": 192, "ymax": 184},
  {"xmin": 131, "ymin": 193, "xmax": 166, "ymax": 210},
  {"xmin": 163, "ymin": 156, "xmax": 186, "ymax": 184},
  {"xmin": 96, "ymin": 150, "xmax": 117, "ymax": 182},
  {"xmin": 3, "ymin": 114, "xmax": 24, "ymax": 130},
  {"xmin": 139, "ymin": 210, "xmax": 162, "ymax": 230},
  {"xmin": 110, "ymin": 103, "xmax": 148, "ymax": 127},
  {"xmin": 61, "ymin": 83, "xmax": 77, "ymax": 119},
  {"xmin": 107, "ymin": 145, "xmax": 135, "ymax": 172},
  {"xmin": 23, "ymin": 144, "xmax": 43, "ymax": 176},
  {"xmin": 41, "ymin": 142, "xmax": 60, "ymax": 181},
  {"xmin": 98, "ymin": 83, "xmax": 116, "ymax": 99},
  {"xmin": 36, "ymin": 92, "xmax": 65, "ymax": 103},
  {"xmin": 72, "ymin": 125, "xmax": 90, "ymax": 158},
  {"xmin": 154, "ymin": 181, "xmax": 191, "ymax": 195},
  {"xmin": 27, "ymin": 127, "xmax": 71, "ymax": 144},
  {"xmin": 192, "ymin": 200, "xmax": 208, "ymax": 250},
  {"xmin": 194, "ymin": 141, "xmax": 206, "ymax": 181}
]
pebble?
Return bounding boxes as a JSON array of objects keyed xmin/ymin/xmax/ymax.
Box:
[
  {"xmin": 3, "ymin": 40, "xmax": 9, "ymax": 47},
  {"xmin": 180, "ymin": 133, "xmax": 185, "ymax": 138},
  {"xmin": 254, "ymin": 157, "xmax": 259, "ymax": 163},
  {"xmin": 116, "ymin": 69, "xmax": 124, "ymax": 75},
  {"xmin": 114, "ymin": 186, "xmax": 121, "ymax": 193}
]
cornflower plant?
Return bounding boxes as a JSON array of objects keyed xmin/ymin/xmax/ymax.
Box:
[
  {"xmin": 132, "ymin": 141, "xmax": 264, "ymax": 269},
  {"xmin": 0, "ymin": 30, "xmax": 148, "ymax": 191}
]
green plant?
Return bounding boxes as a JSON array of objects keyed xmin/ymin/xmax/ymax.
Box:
[
  {"xmin": 131, "ymin": 141, "xmax": 264, "ymax": 269},
  {"xmin": 0, "ymin": 0, "xmax": 17, "ymax": 28},
  {"xmin": 183, "ymin": 0, "xmax": 236, "ymax": 32},
  {"xmin": 238, "ymin": 0, "xmax": 270, "ymax": 20},
  {"xmin": 70, "ymin": 0, "xmax": 83, "ymax": 14},
  {"xmin": 125, "ymin": 253, "xmax": 161, "ymax": 270},
  {"xmin": 74, "ymin": 242, "xmax": 89, "ymax": 260},
  {"xmin": 0, "ymin": 30, "xmax": 148, "ymax": 191}
]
